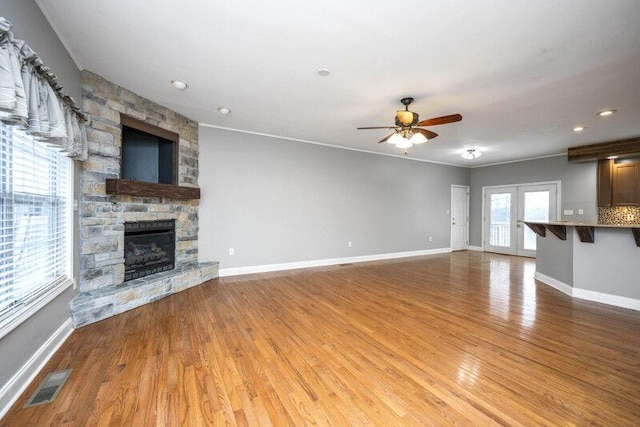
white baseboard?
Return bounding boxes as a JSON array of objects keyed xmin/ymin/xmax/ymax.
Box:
[
  {"xmin": 534, "ymin": 272, "xmax": 640, "ymax": 311},
  {"xmin": 573, "ymin": 288, "xmax": 640, "ymax": 311},
  {"xmin": 0, "ymin": 318, "xmax": 73, "ymax": 419},
  {"xmin": 467, "ymin": 246, "xmax": 484, "ymax": 252},
  {"xmin": 534, "ymin": 272, "xmax": 573, "ymax": 296},
  {"xmin": 219, "ymin": 247, "xmax": 452, "ymax": 277}
]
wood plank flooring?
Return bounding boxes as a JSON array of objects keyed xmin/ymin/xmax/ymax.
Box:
[{"xmin": 3, "ymin": 251, "xmax": 640, "ymax": 426}]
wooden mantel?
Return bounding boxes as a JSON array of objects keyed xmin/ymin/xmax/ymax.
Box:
[{"xmin": 106, "ymin": 179, "xmax": 200, "ymax": 200}]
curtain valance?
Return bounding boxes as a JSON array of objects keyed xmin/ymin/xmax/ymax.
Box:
[{"xmin": 0, "ymin": 17, "xmax": 87, "ymax": 160}]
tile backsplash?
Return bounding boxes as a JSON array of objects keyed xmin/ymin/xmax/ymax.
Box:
[{"xmin": 598, "ymin": 206, "xmax": 640, "ymax": 225}]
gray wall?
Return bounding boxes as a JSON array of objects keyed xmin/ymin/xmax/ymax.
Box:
[
  {"xmin": 536, "ymin": 231, "xmax": 574, "ymax": 287},
  {"xmin": 573, "ymin": 228, "xmax": 640, "ymax": 299},
  {"xmin": 198, "ymin": 127, "xmax": 469, "ymax": 269},
  {"xmin": 469, "ymin": 155, "xmax": 597, "ymax": 247},
  {"xmin": 0, "ymin": 0, "xmax": 80, "ymax": 392}
]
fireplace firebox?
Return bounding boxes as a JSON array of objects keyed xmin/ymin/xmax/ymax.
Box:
[{"xmin": 124, "ymin": 220, "xmax": 175, "ymax": 281}]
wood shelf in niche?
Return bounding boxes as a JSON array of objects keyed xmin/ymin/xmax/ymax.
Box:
[{"xmin": 106, "ymin": 179, "xmax": 200, "ymax": 200}]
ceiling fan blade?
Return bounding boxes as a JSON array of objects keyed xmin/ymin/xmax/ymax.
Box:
[
  {"xmin": 357, "ymin": 126, "xmax": 396, "ymax": 130},
  {"xmin": 417, "ymin": 114, "xmax": 462, "ymax": 127},
  {"xmin": 416, "ymin": 128, "xmax": 438, "ymax": 140},
  {"xmin": 378, "ymin": 133, "xmax": 394, "ymax": 143}
]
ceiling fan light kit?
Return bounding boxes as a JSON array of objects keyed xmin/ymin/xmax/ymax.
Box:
[
  {"xmin": 395, "ymin": 137, "xmax": 413, "ymax": 149},
  {"xmin": 387, "ymin": 133, "xmax": 404, "ymax": 145},
  {"xmin": 358, "ymin": 97, "xmax": 462, "ymax": 152},
  {"xmin": 409, "ymin": 132, "xmax": 427, "ymax": 144}
]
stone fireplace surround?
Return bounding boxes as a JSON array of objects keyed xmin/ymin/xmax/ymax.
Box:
[{"xmin": 70, "ymin": 71, "xmax": 218, "ymax": 328}]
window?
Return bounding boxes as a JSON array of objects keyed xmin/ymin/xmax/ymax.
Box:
[{"xmin": 0, "ymin": 123, "xmax": 72, "ymax": 337}]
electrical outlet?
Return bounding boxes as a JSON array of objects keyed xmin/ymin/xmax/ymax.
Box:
[
  {"xmin": 228, "ymin": 248, "xmax": 235, "ymax": 256},
  {"xmin": 348, "ymin": 241, "xmax": 352, "ymax": 248},
  {"xmin": 429, "ymin": 236, "xmax": 433, "ymax": 242},
  {"xmin": 563, "ymin": 209, "xmax": 574, "ymax": 215},
  {"xmin": 578, "ymin": 209, "xmax": 584, "ymax": 215}
]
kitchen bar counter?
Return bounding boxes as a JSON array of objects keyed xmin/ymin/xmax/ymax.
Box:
[
  {"xmin": 525, "ymin": 221, "xmax": 640, "ymax": 246},
  {"xmin": 525, "ymin": 221, "xmax": 640, "ymax": 310}
]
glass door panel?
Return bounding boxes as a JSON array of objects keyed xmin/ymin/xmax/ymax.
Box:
[
  {"xmin": 490, "ymin": 193, "xmax": 511, "ymax": 247},
  {"xmin": 522, "ymin": 191, "xmax": 550, "ymax": 250},
  {"xmin": 517, "ymin": 185, "xmax": 557, "ymax": 257},
  {"xmin": 484, "ymin": 187, "xmax": 516, "ymax": 255}
]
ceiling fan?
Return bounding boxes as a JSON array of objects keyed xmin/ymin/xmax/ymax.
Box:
[{"xmin": 357, "ymin": 97, "xmax": 462, "ymax": 150}]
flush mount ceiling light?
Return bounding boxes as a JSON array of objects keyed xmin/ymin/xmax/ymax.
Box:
[
  {"xmin": 573, "ymin": 126, "xmax": 585, "ymax": 132},
  {"xmin": 317, "ymin": 68, "xmax": 331, "ymax": 77},
  {"xmin": 217, "ymin": 107, "xmax": 231, "ymax": 115},
  {"xmin": 170, "ymin": 80, "xmax": 188, "ymax": 90},
  {"xmin": 597, "ymin": 109, "xmax": 616, "ymax": 116},
  {"xmin": 461, "ymin": 149, "xmax": 482, "ymax": 159}
]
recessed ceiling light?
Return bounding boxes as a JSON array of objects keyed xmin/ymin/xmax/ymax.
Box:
[
  {"xmin": 597, "ymin": 109, "xmax": 616, "ymax": 116},
  {"xmin": 217, "ymin": 107, "xmax": 231, "ymax": 115},
  {"xmin": 573, "ymin": 126, "xmax": 585, "ymax": 132},
  {"xmin": 170, "ymin": 80, "xmax": 188, "ymax": 90},
  {"xmin": 317, "ymin": 68, "xmax": 331, "ymax": 77},
  {"xmin": 607, "ymin": 156, "xmax": 619, "ymax": 160}
]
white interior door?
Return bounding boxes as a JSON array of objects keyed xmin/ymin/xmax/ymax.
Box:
[
  {"xmin": 451, "ymin": 185, "xmax": 469, "ymax": 251},
  {"xmin": 484, "ymin": 183, "xmax": 558, "ymax": 257}
]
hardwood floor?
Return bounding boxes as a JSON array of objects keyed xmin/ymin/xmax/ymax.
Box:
[{"xmin": 3, "ymin": 251, "xmax": 640, "ymax": 426}]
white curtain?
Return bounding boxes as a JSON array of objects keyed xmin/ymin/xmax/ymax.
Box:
[{"xmin": 0, "ymin": 17, "xmax": 87, "ymax": 160}]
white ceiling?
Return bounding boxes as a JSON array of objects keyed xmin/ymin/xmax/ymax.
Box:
[{"xmin": 37, "ymin": 0, "xmax": 640, "ymax": 166}]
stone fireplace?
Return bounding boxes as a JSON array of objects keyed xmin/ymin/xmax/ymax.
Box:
[
  {"xmin": 70, "ymin": 71, "xmax": 218, "ymax": 328},
  {"xmin": 124, "ymin": 220, "xmax": 175, "ymax": 281}
]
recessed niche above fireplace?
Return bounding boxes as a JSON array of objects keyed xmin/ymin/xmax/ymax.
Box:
[
  {"xmin": 120, "ymin": 115, "xmax": 178, "ymax": 185},
  {"xmin": 105, "ymin": 114, "xmax": 200, "ymax": 200}
]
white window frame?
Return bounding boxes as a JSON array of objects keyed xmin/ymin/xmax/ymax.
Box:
[{"xmin": 0, "ymin": 126, "xmax": 74, "ymax": 340}]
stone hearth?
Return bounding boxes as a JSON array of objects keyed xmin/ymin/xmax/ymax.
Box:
[{"xmin": 70, "ymin": 71, "xmax": 218, "ymax": 328}]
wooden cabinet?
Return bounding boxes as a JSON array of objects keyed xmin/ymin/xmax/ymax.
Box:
[
  {"xmin": 598, "ymin": 159, "xmax": 640, "ymax": 206},
  {"xmin": 597, "ymin": 159, "xmax": 613, "ymax": 207},
  {"xmin": 612, "ymin": 162, "xmax": 640, "ymax": 205}
]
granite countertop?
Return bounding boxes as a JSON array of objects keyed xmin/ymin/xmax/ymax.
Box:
[{"xmin": 525, "ymin": 220, "xmax": 640, "ymax": 229}]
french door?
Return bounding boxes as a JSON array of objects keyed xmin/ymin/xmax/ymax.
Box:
[{"xmin": 483, "ymin": 183, "xmax": 558, "ymax": 257}]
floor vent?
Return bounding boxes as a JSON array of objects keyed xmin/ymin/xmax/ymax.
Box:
[
  {"xmin": 24, "ymin": 369, "xmax": 72, "ymax": 408},
  {"xmin": 339, "ymin": 263, "xmax": 353, "ymax": 267}
]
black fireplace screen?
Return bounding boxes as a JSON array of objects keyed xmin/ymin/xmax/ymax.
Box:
[{"xmin": 124, "ymin": 220, "xmax": 175, "ymax": 281}]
